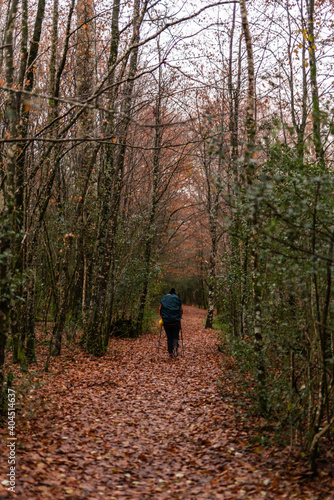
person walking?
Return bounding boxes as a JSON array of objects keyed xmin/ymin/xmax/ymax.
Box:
[{"xmin": 159, "ymin": 288, "xmax": 183, "ymax": 358}]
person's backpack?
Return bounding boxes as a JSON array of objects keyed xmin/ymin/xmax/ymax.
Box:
[{"xmin": 160, "ymin": 294, "xmax": 182, "ymax": 324}]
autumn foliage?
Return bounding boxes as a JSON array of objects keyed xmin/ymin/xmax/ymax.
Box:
[
  {"xmin": 0, "ymin": 0, "xmax": 334, "ymax": 484},
  {"xmin": 1, "ymin": 307, "xmax": 333, "ymax": 498}
]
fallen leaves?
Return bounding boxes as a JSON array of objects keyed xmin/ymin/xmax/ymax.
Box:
[{"xmin": 0, "ymin": 306, "xmax": 333, "ymax": 499}]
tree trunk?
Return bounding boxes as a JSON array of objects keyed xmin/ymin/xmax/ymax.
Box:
[
  {"xmin": 240, "ymin": 0, "xmax": 267, "ymax": 413},
  {"xmin": 25, "ymin": 265, "xmax": 37, "ymax": 363},
  {"xmin": 136, "ymin": 62, "xmax": 163, "ymax": 335},
  {"xmin": 227, "ymin": 5, "xmax": 243, "ymax": 336},
  {"xmin": 16, "ymin": 0, "xmax": 46, "ymax": 365},
  {"xmin": 0, "ymin": 0, "xmax": 19, "ymax": 410},
  {"xmin": 86, "ymin": 0, "xmax": 143, "ymax": 355},
  {"xmin": 205, "ymin": 168, "xmax": 220, "ymax": 329},
  {"xmin": 306, "ymin": 0, "xmax": 327, "ymax": 469},
  {"xmin": 306, "ymin": 0, "xmax": 324, "ymax": 163},
  {"xmin": 11, "ymin": 0, "xmax": 28, "ymax": 365}
]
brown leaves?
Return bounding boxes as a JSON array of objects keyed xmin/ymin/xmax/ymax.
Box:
[{"xmin": 0, "ymin": 306, "xmax": 333, "ymax": 498}]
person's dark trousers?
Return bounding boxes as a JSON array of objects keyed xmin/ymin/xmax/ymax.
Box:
[{"xmin": 164, "ymin": 323, "xmax": 180, "ymax": 354}]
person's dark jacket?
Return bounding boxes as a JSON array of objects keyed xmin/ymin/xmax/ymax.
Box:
[{"xmin": 159, "ymin": 293, "xmax": 183, "ymax": 324}]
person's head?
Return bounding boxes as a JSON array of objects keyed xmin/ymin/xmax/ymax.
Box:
[{"xmin": 169, "ymin": 288, "xmax": 176, "ymax": 295}]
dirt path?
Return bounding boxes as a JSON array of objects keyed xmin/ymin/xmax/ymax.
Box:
[{"xmin": 0, "ymin": 306, "xmax": 333, "ymax": 499}]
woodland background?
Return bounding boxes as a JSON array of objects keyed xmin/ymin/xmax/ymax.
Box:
[{"xmin": 0, "ymin": 0, "xmax": 334, "ymax": 467}]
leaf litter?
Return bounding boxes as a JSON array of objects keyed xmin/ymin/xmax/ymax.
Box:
[{"xmin": 0, "ymin": 306, "xmax": 333, "ymax": 499}]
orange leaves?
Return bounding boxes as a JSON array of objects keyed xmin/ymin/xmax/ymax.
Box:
[
  {"xmin": 0, "ymin": 307, "xmax": 333, "ymax": 499},
  {"xmin": 61, "ymin": 233, "xmax": 75, "ymax": 247}
]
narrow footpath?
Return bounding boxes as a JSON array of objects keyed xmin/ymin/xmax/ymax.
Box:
[{"xmin": 0, "ymin": 306, "xmax": 333, "ymax": 499}]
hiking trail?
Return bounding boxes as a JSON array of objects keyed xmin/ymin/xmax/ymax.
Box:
[{"xmin": 0, "ymin": 306, "xmax": 333, "ymax": 499}]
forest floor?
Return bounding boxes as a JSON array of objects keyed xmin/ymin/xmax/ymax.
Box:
[{"xmin": 0, "ymin": 305, "xmax": 333, "ymax": 499}]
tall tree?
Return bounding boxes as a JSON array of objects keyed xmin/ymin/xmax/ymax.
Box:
[
  {"xmin": 239, "ymin": 0, "xmax": 267, "ymax": 413},
  {"xmin": 86, "ymin": 0, "xmax": 145, "ymax": 355},
  {"xmin": 0, "ymin": 0, "xmax": 19, "ymax": 408}
]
